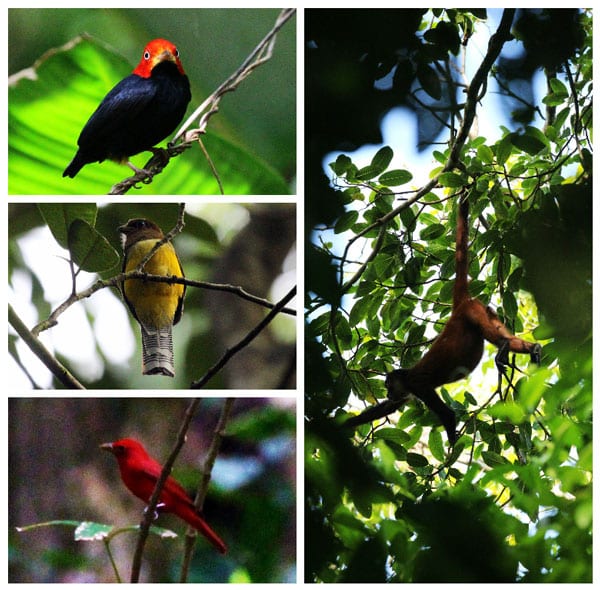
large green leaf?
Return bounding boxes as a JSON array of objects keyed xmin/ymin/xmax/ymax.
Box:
[
  {"xmin": 9, "ymin": 35, "xmax": 290, "ymax": 195},
  {"xmin": 38, "ymin": 202, "xmax": 98, "ymax": 249},
  {"xmin": 68, "ymin": 219, "xmax": 120, "ymax": 273}
]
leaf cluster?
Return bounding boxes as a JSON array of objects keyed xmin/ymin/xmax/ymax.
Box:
[{"xmin": 306, "ymin": 8, "xmax": 592, "ymax": 583}]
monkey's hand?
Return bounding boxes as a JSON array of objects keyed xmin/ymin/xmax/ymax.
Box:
[{"xmin": 530, "ymin": 343, "xmax": 542, "ymax": 364}]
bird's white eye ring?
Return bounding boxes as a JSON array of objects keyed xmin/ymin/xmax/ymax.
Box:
[
  {"xmin": 144, "ymin": 51, "xmax": 150, "ymax": 60},
  {"xmin": 174, "ymin": 49, "xmax": 179, "ymax": 58}
]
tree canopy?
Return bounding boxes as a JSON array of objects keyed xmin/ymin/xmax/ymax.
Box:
[{"xmin": 306, "ymin": 8, "xmax": 591, "ymax": 583}]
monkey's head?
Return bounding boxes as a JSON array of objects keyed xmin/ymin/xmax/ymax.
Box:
[{"xmin": 385, "ymin": 369, "xmax": 412, "ymax": 403}]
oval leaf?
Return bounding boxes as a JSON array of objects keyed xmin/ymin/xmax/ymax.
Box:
[
  {"xmin": 438, "ymin": 172, "xmax": 466, "ymax": 188},
  {"xmin": 38, "ymin": 203, "xmax": 98, "ymax": 250},
  {"xmin": 68, "ymin": 219, "xmax": 120, "ymax": 272},
  {"xmin": 371, "ymin": 146, "xmax": 394, "ymax": 173},
  {"xmin": 511, "ymin": 133, "xmax": 546, "ymax": 155},
  {"xmin": 355, "ymin": 164, "xmax": 380, "ymax": 181},
  {"xmin": 406, "ymin": 452, "xmax": 429, "ymax": 468},
  {"xmin": 334, "ymin": 210, "xmax": 359, "ymax": 234},
  {"xmin": 379, "ymin": 169, "xmax": 413, "ymax": 186}
]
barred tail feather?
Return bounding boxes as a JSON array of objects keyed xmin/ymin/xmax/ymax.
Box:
[{"xmin": 140, "ymin": 324, "xmax": 175, "ymax": 377}]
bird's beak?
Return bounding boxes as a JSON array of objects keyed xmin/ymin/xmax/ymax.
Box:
[
  {"xmin": 157, "ymin": 49, "xmax": 177, "ymax": 65},
  {"xmin": 100, "ymin": 442, "xmax": 114, "ymax": 453}
]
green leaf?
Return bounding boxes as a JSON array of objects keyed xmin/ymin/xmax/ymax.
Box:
[
  {"xmin": 406, "ymin": 452, "xmax": 429, "ymax": 468},
  {"xmin": 510, "ymin": 131, "xmax": 547, "ymax": 155},
  {"xmin": 330, "ymin": 154, "xmax": 353, "ymax": 176},
  {"xmin": 9, "ymin": 35, "xmax": 289, "ymax": 195},
  {"xmin": 502, "ymin": 291, "xmax": 518, "ymax": 320},
  {"xmin": 349, "ymin": 296, "xmax": 371, "ymax": 326},
  {"xmin": 355, "ymin": 165, "xmax": 380, "ymax": 181},
  {"xmin": 379, "ymin": 169, "xmax": 413, "ymax": 186},
  {"xmin": 68, "ymin": 219, "xmax": 120, "ymax": 272},
  {"xmin": 428, "ymin": 429, "xmax": 445, "ymax": 461},
  {"xmin": 481, "ymin": 450, "xmax": 510, "ymax": 467},
  {"xmin": 495, "ymin": 135, "xmax": 514, "ymax": 165},
  {"xmin": 549, "ymin": 77, "xmax": 568, "ymax": 95},
  {"xmin": 438, "ymin": 172, "xmax": 466, "ymax": 188},
  {"xmin": 370, "ymin": 146, "xmax": 394, "ymax": 173},
  {"xmin": 38, "ymin": 203, "xmax": 98, "ymax": 249},
  {"xmin": 417, "ymin": 62, "xmax": 442, "ymax": 100},
  {"xmin": 16, "ymin": 519, "xmax": 177, "ymax": 541},
  {"xmin": 544, "ymin": 77, "xmax": 569, "ymax": 105},
  {"xmin": 373, "ymin": 427, "xmax": 411, "ymax": 444},
  {"xmin": 74, "ymin": 521, "xmax": 114, "ymax": 541},
  {"xmin": 419, "ymin": 223, "xmax": 445, "ymax": 241},
  {"xmin": 334, "ymin": 210, "xmax": 359, "ymax": 234},
  {"xmin": 476, "ymin": 144, "xmax": 494, "ymax": 164}
]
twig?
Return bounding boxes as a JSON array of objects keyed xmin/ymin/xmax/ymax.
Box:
[
  {"xmin": 191, "ymin": 285, "xmax": 297, "ymax": 389},
  {"xmin": 32, "ymin": 271, "xmax": 295, "ymax": 339},
  {"xmin": 8, "ymin": 304, "xmax": 85, "ymax": 389},
  {"xmin": 110, "ymin": 8, "xmax": 296, "ymax": 195},
  {"xmin": 180, "ymin": 398, "xmax": 235, "ymax": 582},
  {"xmin": 174, "ymin": 8, "xmax": 296, "ymax": 143},
  {"xmin": 130, "ymin": 399, "xmax": 202, "ymax": 582}
]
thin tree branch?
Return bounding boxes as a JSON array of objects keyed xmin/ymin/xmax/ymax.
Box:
[
  {"xmin": 173, "ymin": 8, "xmax": 296, "ymax": 143},
  {"xmin": 180, "ymin": 398, "xmax": 235, "ymax": 582},
  {"xmin": 191, "ymin": 285, "xmax": 297, "ymax": 389},
  {"xmin": 32, "ymin": 271, "xmax": 296, "ymax": 338},
  {"xmin": 8, "ymin": 304, "xmax": 86, "ymax": 389},
  {"xmin": 130, "ymin": 399, "xmax": 202, "ymax": 582}
]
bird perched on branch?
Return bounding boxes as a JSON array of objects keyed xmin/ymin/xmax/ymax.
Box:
[
  {"xmin": 101, "ymin": 438, "xmax": 227, "ymax": 554},
  {"xmin": 119, "ymin": 218, "xmax": 185, "ymax": 377},
  {"xmin": 63, "ymin": 38, "xmax": 191, "ymax": 178}
]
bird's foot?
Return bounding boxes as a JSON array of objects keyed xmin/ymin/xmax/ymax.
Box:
[
  {"xmin": 126, "ymin": 161, "xmax": 151, "ymax": 178},
  {"xmin": 143, "ymin": 502, "xmax": 166, "ymax": 520}
]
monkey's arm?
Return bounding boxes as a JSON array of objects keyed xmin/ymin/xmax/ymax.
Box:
[{"xmin": 466, "ymin": 301, "xmax": 542, "ymax": 364}]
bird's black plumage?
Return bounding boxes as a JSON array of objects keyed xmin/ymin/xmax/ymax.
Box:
[{"xmin": 63, "ymin": 43, "xmax": 191, "ymax": 179}]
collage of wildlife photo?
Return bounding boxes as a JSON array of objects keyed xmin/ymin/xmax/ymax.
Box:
[{"xmin": 6, "ymin": 5, "xmax": 593, "ymax": 586}]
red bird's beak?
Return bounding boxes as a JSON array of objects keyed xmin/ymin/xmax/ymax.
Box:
[{"xmin": 100, "ymin": 442, "xmax": 115, "ymax": 453}]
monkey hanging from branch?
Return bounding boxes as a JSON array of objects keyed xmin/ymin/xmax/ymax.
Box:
[{"xmin": 345, "ymin": 194, "xmax": 542, "ymax": 445}]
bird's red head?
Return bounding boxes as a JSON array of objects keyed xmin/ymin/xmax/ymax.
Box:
[
  {"xmin": 132, "ymin": 39, "xmax": 186, "ymax": 79},
  {"xmin": 100, "ymin": 438, "xmax": 149, "ymax": 460}
]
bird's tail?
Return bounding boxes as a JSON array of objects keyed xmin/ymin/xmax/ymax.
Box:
[
  {"xmin": 140, "ymin": 324, "xmax": 175, "ymax": 377},
  {"xmin": 62, "ymin": 152, "xmax": 85, "ymax": 178},
  {"xmin": 176, "ymin": 504, "xmax": 228, "ymax": 554}
]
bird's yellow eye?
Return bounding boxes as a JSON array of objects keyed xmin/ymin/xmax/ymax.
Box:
[{"xmin": 144, "ymin": 51, "xmax": 150, "ymax": 60}]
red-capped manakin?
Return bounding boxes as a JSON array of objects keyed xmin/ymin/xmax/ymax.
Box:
[
  {"xmin": 63, "ymin": 39, "xmax": 191, "ymax": 178},
  {"xmin": 100, "ymin": 438, "xmax": 227, "ymax": 554},
  {"xmin": 119, "ymin": 218, "xmax": 185, "ymax": 377}
]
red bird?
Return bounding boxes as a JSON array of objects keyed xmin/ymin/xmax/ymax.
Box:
[
  {"xmin": 63, "ymin": 39, "xmax": 191, "ymax": 178},
  {"xmin": 101, "ymin": 438, "xmax": 227, "ymax": 554}
]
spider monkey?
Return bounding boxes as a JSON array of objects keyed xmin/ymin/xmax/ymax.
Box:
[{"xmin": 345, "ymin": 195, "xmax": 542, "ymax": 445}]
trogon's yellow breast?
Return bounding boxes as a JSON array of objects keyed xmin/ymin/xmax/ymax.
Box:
[{"xmin": 123, "ymin": 238, "xmax": 184, "ymax": 329}]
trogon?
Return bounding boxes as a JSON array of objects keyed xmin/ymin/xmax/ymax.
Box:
[{"xmin": 119, "ymin": 218, "xmax": 185, "ymax": 377}]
